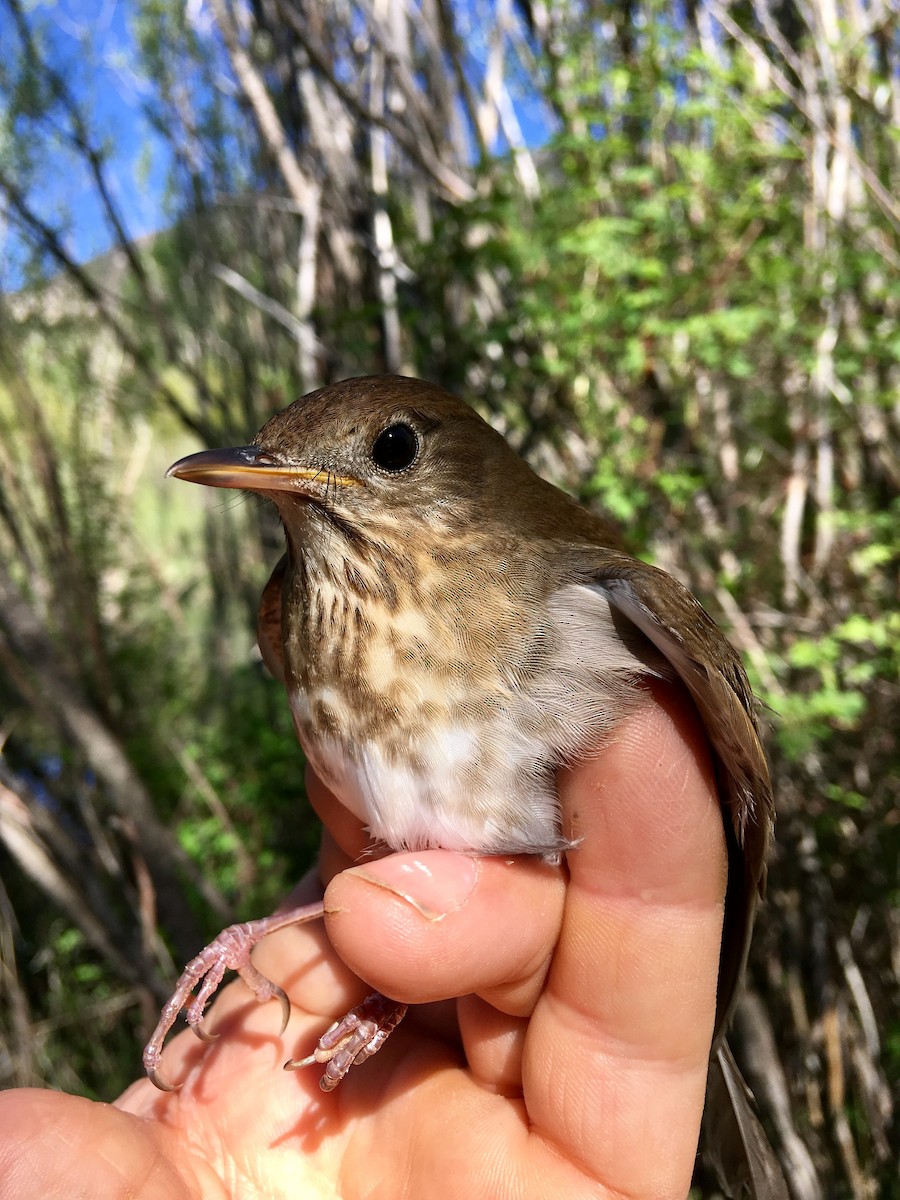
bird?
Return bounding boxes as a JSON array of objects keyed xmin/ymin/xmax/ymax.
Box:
[{"xmin": 147, "ymin": 374, "xmax": 787, "ymax": 1197}]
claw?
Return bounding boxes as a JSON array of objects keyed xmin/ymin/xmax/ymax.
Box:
[
  {"xmin": 147, "ymin": 1066, "xmax": 178, "ymax": 1093},
  {"xmin": 285, "ymin": 1050, "xmax": 318, "ymax": 1071},
  {"xmin": 285, "ymin": 992, "xmax": 408, "ymax": 1091},
  {"xmin": 143, "ymin": 900, "xmax": 325, "ymax": 1090},
  {"xmin": 275, "ymin": 986, "xmax": 291, "ymax": 1036}
]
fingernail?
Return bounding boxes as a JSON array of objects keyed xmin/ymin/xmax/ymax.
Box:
[{"xmin": 344, "ymin": 852, "xmax": 479, "ymax": 919}]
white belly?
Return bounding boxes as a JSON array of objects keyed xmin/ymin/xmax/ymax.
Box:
[{"xmin": 290, "ymin": 691, "xmax": 567, "ymax": 856}]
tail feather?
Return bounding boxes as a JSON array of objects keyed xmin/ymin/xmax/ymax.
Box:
[{"xmin": 702, "ymin": 1041, "xmax": 790, "ymax": 1199}]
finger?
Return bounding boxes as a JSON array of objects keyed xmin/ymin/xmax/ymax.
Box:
[
  {"xmin": 456, "ymin": 994, "xmax": 529, "ymax": 1093},
  {"xmin": 306, "ymin": 766, "xmax": 369, "ymax": 866},
  {"xmin": 323, "ymin": 850, "xmax": 567, "ymax": 1016},
  {"xmin": 525, "ymin": 681, "xmax": 727, "ymax": 1197}
]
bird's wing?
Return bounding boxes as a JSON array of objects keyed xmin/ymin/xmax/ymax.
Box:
[
  {"xmin": 257, "ymin": 554, "xmax": 287, "ymax": 684},
  {"xmin": 582, "ymin": 552, "xmax": 773, "ymax": 1033}
]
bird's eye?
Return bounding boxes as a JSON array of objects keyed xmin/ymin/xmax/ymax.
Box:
[{"xmin": 371, "ymin": 423, "xmax": 419, "ymax": 473}]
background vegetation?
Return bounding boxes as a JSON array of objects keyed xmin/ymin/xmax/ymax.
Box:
[{"xmin": 0, "ymin": 1, "xmax": 897, "ymax": 1195}]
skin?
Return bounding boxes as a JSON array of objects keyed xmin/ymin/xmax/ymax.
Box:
[{"xmin": 0, "ymin": 684, "xmax": 726, "ymax": 1200}]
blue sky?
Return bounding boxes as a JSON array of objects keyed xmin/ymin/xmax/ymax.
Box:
[
  {"xmin": 2, "ymin": 0, "xmax": 551, "ymax": 289},
  {"xmin": 3, "ymin": 0, "xmax": 172, "ymax": 286}
]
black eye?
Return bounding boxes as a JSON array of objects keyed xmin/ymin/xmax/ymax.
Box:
[{"xmin": 371, "ymin": 423, "xmax": 419, "ymax": 472}]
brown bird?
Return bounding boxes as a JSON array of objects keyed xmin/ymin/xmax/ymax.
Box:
[{"xmin": 148, "ymin": 375, "xmax": 786, "ymax": 1198}]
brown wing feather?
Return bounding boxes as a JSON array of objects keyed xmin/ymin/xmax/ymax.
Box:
[
  {"xmin": 703, "ymin": 1044, "xmax": 791, "ymax": 1199},
  {"xmin": 586, "ymin": 556, "xmax": 773, "ymax": 1035}
]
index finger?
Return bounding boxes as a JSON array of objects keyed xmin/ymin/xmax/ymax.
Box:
[{"xmin": 526, "ymin": 681, "xmax": 727, "ymax": 1196}]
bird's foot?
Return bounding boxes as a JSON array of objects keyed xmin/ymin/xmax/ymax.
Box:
[
  {"xmin": 285, "ymin": 992, "xmax": 409, "ymax": 1091},
  {"xmin": 143, "ymin": 900, "xmax": 325, "ymax": 1091}
]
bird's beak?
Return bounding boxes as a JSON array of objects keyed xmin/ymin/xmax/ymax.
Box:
[{"xmin": 166, "ymin": 446, "xmax": 359, "ymax": 493}]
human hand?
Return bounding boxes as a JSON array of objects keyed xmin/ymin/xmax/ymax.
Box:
[{"xmin": 0, "ymin": 682, "xmax": 726, "ymax": 1199}]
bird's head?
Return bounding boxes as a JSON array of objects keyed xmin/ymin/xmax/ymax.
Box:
[{"xmin": 167, "ymin": 375, "xmax": 527, "ymax": 541}]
